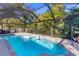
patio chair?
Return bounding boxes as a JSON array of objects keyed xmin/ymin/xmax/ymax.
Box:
[{"xmin": 0, "ymin": 29, "xmax": 10, "ymax": 34}]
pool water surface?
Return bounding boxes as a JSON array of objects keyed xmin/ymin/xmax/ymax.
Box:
[{"xmin": 0, "ymin": 34, "xmax": 74, "ymax": 56}]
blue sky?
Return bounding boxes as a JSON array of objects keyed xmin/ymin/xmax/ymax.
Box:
[
  {"xmin": 25, "ymin": 3, "xmax": 48, "ymax": 14},
  {"xmin": 25, "ymin": 3, "xmax": 79, "ymax": 14}
]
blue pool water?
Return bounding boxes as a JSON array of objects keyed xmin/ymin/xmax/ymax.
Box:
[{"xmin": 0, "ymin": 34, "xmax": 71, "ymax": 56}]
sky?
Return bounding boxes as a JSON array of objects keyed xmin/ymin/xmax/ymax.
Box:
[
  {"xmin": 24, "ymin": 3, "xmax": 79, "ymax": 14},
  {"xmin": 25, "ymin": 3, "xmax": 48, "ymax": 14}
]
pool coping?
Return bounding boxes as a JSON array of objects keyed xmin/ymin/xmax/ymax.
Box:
[
  {"xmin": 4, "ymin": 40, "xmax": 16, "ymax": 56},
  {"xmin": 0, "ymin": 40, "xmax": 16, "ymax": 56}
]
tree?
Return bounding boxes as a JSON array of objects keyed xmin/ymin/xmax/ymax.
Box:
[
  {"xmin": 50, "ymin": 3, "xmax": 65, "ymax": 37},
  {"xmin": 64, "ymin": 7, "xmax": 79, "ymax": 39},
  {"xmin": 28, "ymin": 3, "xmax": 66, "ymax": 37}
]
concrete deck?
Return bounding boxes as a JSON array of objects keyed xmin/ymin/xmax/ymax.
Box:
[
  {"xmin": 0, "ymin": 40, "xmax": 16, "ymax": 56},
  {"xmin": 61, "ymin": 39, "xmax": 79, "ymax": 56}
]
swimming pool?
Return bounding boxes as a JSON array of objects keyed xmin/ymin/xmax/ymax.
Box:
[{"xmin": 0, "ymin": 34, "xmax": 73, "ymax": 56}]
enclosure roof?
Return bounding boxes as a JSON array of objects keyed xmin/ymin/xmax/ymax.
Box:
[{"xmin": 0, "ymin": 3, "xmax": 79, "ymax": 25}]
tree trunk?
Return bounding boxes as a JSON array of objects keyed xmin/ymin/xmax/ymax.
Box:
[
  {"xmin": 51, "ymin": 26, "xmax": 53, "ymax": 36},
  {"xmin": 23, "ymin": 24, "xmax": 26, "ymax": 32}
]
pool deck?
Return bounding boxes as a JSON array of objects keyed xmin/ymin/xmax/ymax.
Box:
[
  {"xmin": 14, "ymin": 33, "xmax": 62, "ymax": 43},
  {"xmin": 61, "ymin": 39, "xmax": 79, "ymax": 56},
  {"xmin": 0, "ymin": 40, "xmax": 16, "ymax": 56}
]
